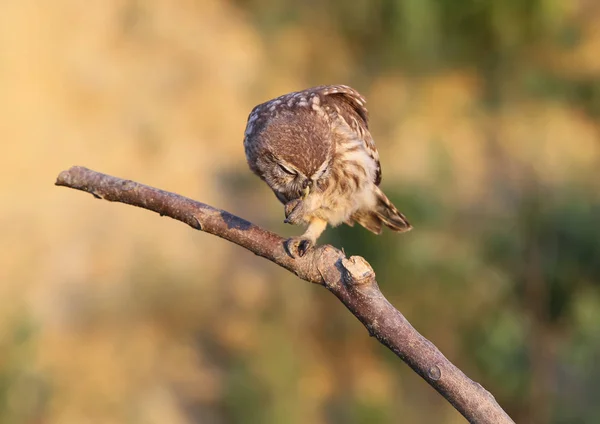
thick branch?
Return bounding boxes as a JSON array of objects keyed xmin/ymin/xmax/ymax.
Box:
[{"xmin": 55, "ymin": 166, "xmax": 514, "ymax": 424}]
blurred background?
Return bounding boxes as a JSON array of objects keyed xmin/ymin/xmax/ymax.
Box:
[{"xmin": 1, "ymin": 0, "xmax": 600, "ymax": 423}]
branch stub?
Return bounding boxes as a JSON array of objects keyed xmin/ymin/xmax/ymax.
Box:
[{"xmin": 341, "ymin": 256, "xmax": 375, "ymax": 286}]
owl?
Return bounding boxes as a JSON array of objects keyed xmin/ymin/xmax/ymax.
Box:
[{"xmin": 243, "ymin": 85, "xmax": 412, "ymax": 258}]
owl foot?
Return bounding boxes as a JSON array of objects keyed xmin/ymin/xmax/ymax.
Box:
[
  {"xmin": 283, "ymin": 199, "xmax": 305, "ymax": 225},
  {"xmin": 284, "ymin": 236, "xmax": 314, "ymax": 258}
]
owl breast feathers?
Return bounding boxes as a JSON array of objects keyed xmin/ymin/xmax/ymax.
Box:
[{"xmin": 243, "ymin": 85, "xmax": 411, "ymax": 257}]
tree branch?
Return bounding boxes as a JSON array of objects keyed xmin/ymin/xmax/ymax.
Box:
[{"xmin": 55, "ymin": 166, "xmax": 514, "ymax": 424}]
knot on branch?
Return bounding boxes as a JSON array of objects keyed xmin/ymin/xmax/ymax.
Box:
[
  {"xmin": 341, "ymin": 256, "xmax": 375, "ymax": 286},
  {"xmin": 120, "ymin": 180, "xmax": 137, "ymax": 191},
  {"xmin": 428, "ymin": 365, "xmax": 442, "ymax": 381}
]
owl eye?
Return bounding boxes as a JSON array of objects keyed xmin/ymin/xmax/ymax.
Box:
[{"xmin": 277, "ymin": 163, "xmax": 297, "ymax": 175}]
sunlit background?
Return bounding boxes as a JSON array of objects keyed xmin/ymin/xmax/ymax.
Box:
[{"xmin": 1, "ymin": 0, "xmax": 600, "ymax": 423}]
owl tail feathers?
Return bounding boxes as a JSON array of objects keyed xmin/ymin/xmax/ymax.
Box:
[{"xmin": 351, "ymin": 187, "xmax": 412, "ymax": 235}]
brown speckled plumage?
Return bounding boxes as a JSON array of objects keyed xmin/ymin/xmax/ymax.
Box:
[{"xmin": 244, "ymin": 85, "xmax": 411, "ymax": 256}]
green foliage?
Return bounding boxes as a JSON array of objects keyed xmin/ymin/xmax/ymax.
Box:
[
  {"xmin": 0, "ymin": 316, "xmax": 49, "ymax": 424},
  {"xmin": 224, "ymin": 358, "xmax": 269, "ymax": 424},
  {"xmin": 237, "ymin": 0, "xmax": 569, "ymax": 71},
  {"xmin": 483, "ymin": 184, "xmax": 600, "ymax": 321}
]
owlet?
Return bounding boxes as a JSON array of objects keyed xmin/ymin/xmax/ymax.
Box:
[{"xmin": 243, "ymin": 85, "xmax": 411, "ymax": 257}]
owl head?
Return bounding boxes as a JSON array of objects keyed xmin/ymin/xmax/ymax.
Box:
[{"xmin": 245, "ymin": 108, "xmax": 333, "ymax": 203}]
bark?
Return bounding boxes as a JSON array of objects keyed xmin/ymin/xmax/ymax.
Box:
[{"xmin": 55, "ymin": 166, "xmax": 514, "ymax": 424}]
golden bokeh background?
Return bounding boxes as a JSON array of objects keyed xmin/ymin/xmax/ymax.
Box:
[{"xmin": 1, "ymin": 1, "xmax": 600, "ymax": 423}]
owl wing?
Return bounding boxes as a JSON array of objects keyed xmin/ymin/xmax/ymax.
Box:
[{"xmin": 315, "ymin": 85, "xmax": 382, "ymax": 186}]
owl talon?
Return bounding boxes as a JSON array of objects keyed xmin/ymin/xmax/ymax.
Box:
[
  {"xmin": 285, "ymin": 237, "xmax": 314, "ymax": 258},
  {"xmin": 284, "ymin": 199, "xmax": 305, "ymax": 225}
]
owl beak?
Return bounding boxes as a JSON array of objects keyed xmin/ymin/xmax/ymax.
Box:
[
  {"xmin": 301, "ymin": 186, "xmax": 310, "ymax": 199},
  {"xmin": 301, "ymin": 180, "xmax": 313, "ymax": 199}
]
